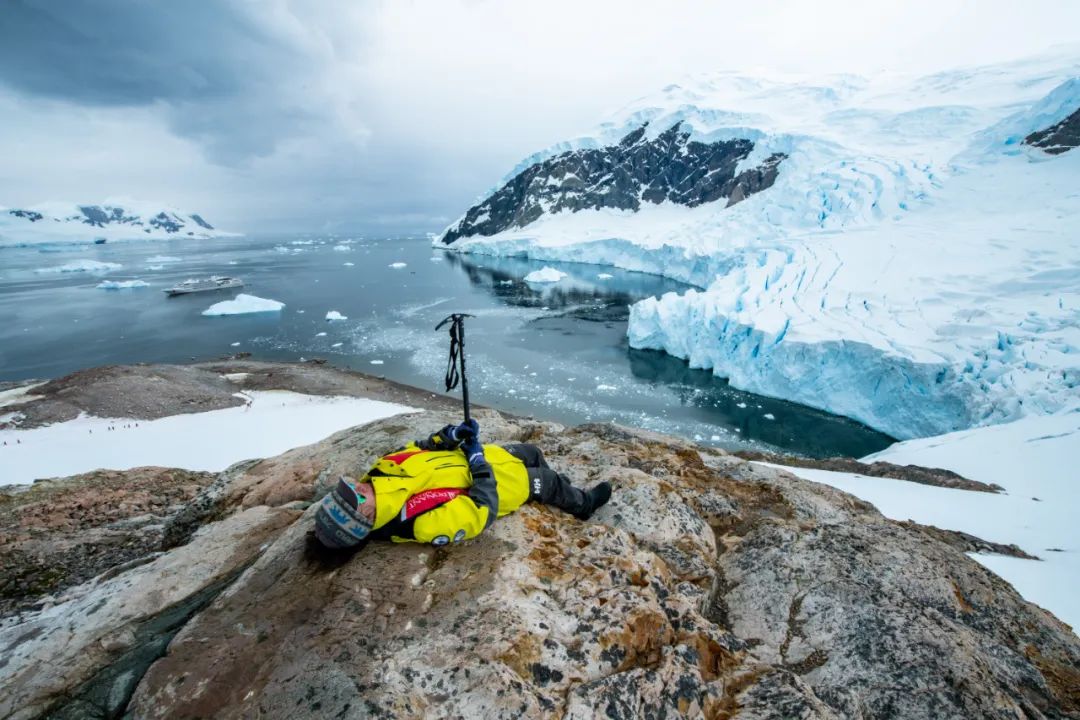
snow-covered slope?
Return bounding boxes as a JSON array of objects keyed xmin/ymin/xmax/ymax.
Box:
[
  {"xmin": 770, "ymin": 408, "xmax": 1080, "ymax": 629},
  {"xmin": 439, "ymin": 48, "xmax": 1080, "ymax": 440},
  {"xmin": 0, "ymin": 198, "xmax": 236, "ymax": 247}
]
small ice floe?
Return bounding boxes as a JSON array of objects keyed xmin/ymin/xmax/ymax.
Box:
[
  {"xmin": 97, "ymin": 279, "xmax": 149, "ymax": 290},
  {"xmin": 297, "ymin": 310, "xmax": 305, "ymax": 314},
  {"xmin": 202, "ymin": 294, "xmax": 285, "ymax": 316},
  {"xmin": 325, "ymin": 311, "xmax": 348, "ymax": 321},
  {"xmin": 597, "ymin": 273, "xmax": 614, "ymax": 280},
  {"xmin": 524, "ymin": 267, "xmax": 567, "ymax": 283},
  {"xmin": 498, "ymin": 280, "xmax": 514, "ymax": 285},
  {"xmin": 343, "ymin": 262, "xmax": 355, "ymax": 267},
  {"xmin": 316, "ymin": 332, "xmax": 327, "ymax": 337},
  {"xmin": 333, "ymin": 245, "xmax": 351, "ymax": 252},
  {"xmin": 331, "ymin": 342, "xmax": 343, "ymax": 348},
  {"xmin": 370, "ymin": 359, "xmax": 384, "ymax": 365},
  {"xmin": 763, "ymin": 413, "xmax": 776, "ymax": 420},
  {"xmin": 710, "ymin": 434, "xmax": 721, "ymax": 441},
  {"xmin": 230, "ymin": 342, "xmax": 241, "ymax": 347},
  {"xmin": 429, "ymin": 256, "xmax": 443, "ymax": 262},
  {"xmin": 596, "ymin": 384, "xmax": 618, "ymax": 392},
  {"xmin": 736, "ymin": 402, "xmax": 747, "ymax": 409},
  {"xmin": 36, "ymin": 260, "xmax": 121, "ymax": 274},
  {"xmin": 389, "ymin": 262, "xmax": 407, "ymax": 269},
  {"xmin": 147, "ymin": 255, "xmax": 181, "ymax": 263}
]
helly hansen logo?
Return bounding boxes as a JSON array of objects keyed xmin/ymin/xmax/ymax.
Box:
[{"xmin": 532, "ymin": 477, "xmax": 542, "ymax": 496}]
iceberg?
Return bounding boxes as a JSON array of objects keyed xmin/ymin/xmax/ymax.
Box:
[
  {"xmin": 97, "ymin": 279, "xmax": 149, "ymax": 290},
  {"xmin": 35, "ymin": 260, "xmax": 122, "ymax": 274},
  {"xmin": 325, "ymin": 311, "xmax": 347, "ymax": 321},
  {"xmin": 524, "ymin": 267, "xmax": 567, "ymax": 283},
  {"xmin": 202, "ymin": 294, "xmax": 285, "ymax": 316}
]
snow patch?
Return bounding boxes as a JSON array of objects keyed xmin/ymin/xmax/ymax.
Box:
[{"xmin": 0, "ymin": 391, "xmax": 417, "ymax": 485}]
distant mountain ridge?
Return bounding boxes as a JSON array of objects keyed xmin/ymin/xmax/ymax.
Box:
[{"xmin": 0, "ymin": 200, "xmax": 234, "ymax": 246}]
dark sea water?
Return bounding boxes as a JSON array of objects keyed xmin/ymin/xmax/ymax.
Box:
[{"xmin": 0, "ymin": 235, "xmax": 894, "ymax": 457}]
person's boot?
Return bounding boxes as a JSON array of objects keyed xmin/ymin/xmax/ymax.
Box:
[{"xmin": 573, "ymin": 482, "xmax": 612, "ymax": 520}]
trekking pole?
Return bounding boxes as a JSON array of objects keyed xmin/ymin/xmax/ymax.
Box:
[{"xmin": 436, "ymin": 313, "xmax": 475, "ymax": 422}]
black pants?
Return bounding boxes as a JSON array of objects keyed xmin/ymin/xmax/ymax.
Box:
[{"xmin": 502, "ymin": 443, "xmax": 590, "ymax": 516}]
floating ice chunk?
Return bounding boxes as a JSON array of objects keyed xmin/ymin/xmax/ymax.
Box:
[
  {"xmin": 230, "ymin": 342, "xmax": 241, "ymax": 347},
  {"xmin": 333, "ymin": 245, "xmax": 351, "ymax": 252},
  {"xmin": 202, "ymin": 294, "xmax": 285, "ymax": 316},
  {"xmin": 325, "ymin": 311, "xmax": 348, "ymax": 321},
  {"xmin": 343, "ymin": 262, "xmax": 355, "ymax": 267},
  {"xmin": 36, "ymin": 260, "xmax": 121, "ymax": 274},
  {"xmin": 524, "ymin": 267, "xmax": 567, "ymax": 283},
  {"xmin": 597, "ymin": 273, "xmax": 614, "ymax": 280},
  {"xmin": 331, "ymin": 342, "xmax": 343, "ymax": 348},
  {"xmin": 498, "ymin": 279, "xmax": 514, "ymax": 285},
  {"xmin": 596, "ymin": 384, "xmax": 618, "ymax": 392},
  {"xmin": 316, "ymin": 332, "xmax": 327, "ymax": 337},
  {"xmin": 389, "ymin": 262, "xmax": 407, "ymax": 269},
  {"xmin": 710, "ymin": 434, "xmax": 721, "ymax": 441},
  {"xmin": 97, "ymin": 279, "xmax": 149, "ymax": 289},
  {"xmin": 430, "ymin": 256, "xmax": 444, "ymax": 262},
  {"xmin": 147, "ymin": 255, "xmax": 181, "ymax": 263},
  {"xmin": 763, "ymin": 413, "xmax": 776, "ymax": 420},
  {"xmin": 736, "ymin": 402, "xmax": 747, "ymax": 409},
  {"xmin": 370, "ymin": 359, "xmax": 384, "ymax": 365}
]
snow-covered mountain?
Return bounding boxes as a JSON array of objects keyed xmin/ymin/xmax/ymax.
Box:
[
  {"xmin": 438, "ymin": 48, "xmax": 1080, "ymax": 441},
  {"xmin": 0, "ymin": 199, "xmax": 236, "ymax": 246}
]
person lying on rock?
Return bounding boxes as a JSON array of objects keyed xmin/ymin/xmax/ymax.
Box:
[{"xmin": 313, "ymin": 420, "xmax": 612, "ymax": 550}]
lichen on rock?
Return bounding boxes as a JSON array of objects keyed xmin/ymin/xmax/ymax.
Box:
[{"xmin": 2, "ymin": 401, "xmax": 1078, "ymax": 719}]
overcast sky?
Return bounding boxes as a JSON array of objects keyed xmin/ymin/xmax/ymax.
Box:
[{"xmin": 1, "ymin": 0, "xmax": 1078, "ymax": 234}]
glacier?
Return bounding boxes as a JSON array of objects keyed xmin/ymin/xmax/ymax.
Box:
[{"xmin": 437, "ymin": 48, "xmax": 1080, "ymax": 440}]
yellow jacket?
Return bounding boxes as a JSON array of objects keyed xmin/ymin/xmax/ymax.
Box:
[{"xmin": 364, "ymin": 442, "xmax": 530, "ymax": 545}]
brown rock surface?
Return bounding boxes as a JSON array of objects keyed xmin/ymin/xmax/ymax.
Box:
[
  {"xmin": 1, "ymin": 369, "xmax": 1077, "ymax": 719},
  {"xmin": 0, "ymin": 467, "xmax": 215, "ymax": 616}
]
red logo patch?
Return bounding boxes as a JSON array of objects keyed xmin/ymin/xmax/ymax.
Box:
[{"xmin": 402, "ymin": 487, "xmax": 465, "ymax": 521}]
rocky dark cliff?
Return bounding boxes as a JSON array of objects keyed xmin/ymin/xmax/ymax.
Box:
[
  {"xmin": 441, "ymin": 123, "xmax": 785, "ymax": 245},
  {"xmin": 1, "ymin": 362, "xmax": 1078, "ymax": 719},
  {"xmin": 1025, "ymin": 106, "xmax": 1080, "ymax": 155}
]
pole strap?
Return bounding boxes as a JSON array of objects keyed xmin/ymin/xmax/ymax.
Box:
[{"xmin": 444, "ymin": 316, "xmax": 462, "ymax": 393}]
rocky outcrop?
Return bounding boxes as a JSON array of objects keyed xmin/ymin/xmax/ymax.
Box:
[
  {"xmin": 441, "ymin": 123, "xmax": 785, "ymax": 244},
  {"xmin": 1025, "ymin": 107, "xmax": 1080, "ymax": 154},
  {"xmin": 0, "ymin": 467, "xmax": 216, "ymax": 616},
  {"xmin": 2, "ymin": 401, "xmax": 1077, "ymax": 719},
  {"xmin": 732, "ymin": 449, "xmax": 1003, "ymax": 493}
]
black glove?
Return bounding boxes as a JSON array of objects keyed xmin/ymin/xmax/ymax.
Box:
[
  {"xmin": 461, "ymin": 436, "xmax": 487, "ymax": 469},
  {"xmin": 453, "ymin": 419, "xmax": 479, "ymax": 442},
  {"xmin": 419, "ymin": 424, "xmax": 461, "ymax": 451}
]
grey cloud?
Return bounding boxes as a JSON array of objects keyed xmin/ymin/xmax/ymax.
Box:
[{"xmin": 0, "ymin": 0, "xmax": 336, "ymax": 163}]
